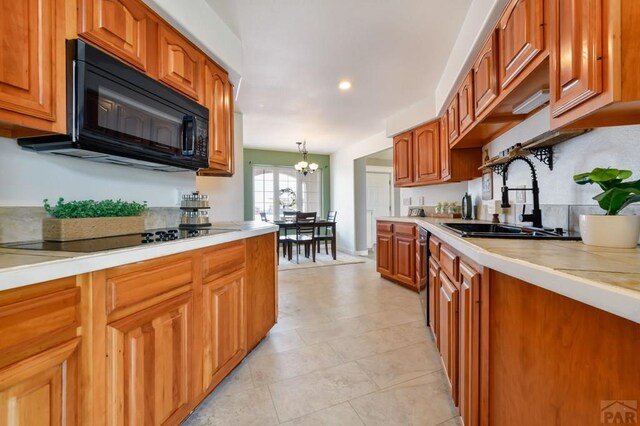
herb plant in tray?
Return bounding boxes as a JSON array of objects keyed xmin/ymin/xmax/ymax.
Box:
[
  {"xmin": 42, "ymin": 198, "xmax": 147, "ymax": 242},
  {"xmin": 573, "ymin": 168, "xmax": 640, "ymax": 248}
]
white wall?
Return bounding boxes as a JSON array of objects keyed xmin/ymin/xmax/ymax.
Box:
[
  {"xmin": 384, "ymin": 0, "xmax": 508, "ymax": 137},
  {"xmin": 197, "ymin": 113, "xmax": 244, "ymax": 221},
  {"xmin": 434, "ymin": 0, "xmax": 508, "ymax": 114},
  {"xmin": 330, "ymin": 132, "xmax": 392, "ymax": 255},
  {"xmin": 142, "ymin": 0, "xmax": 243, "ymax": 83},
  {"xmin": 399, "ymin": 182, "xmax": 470, "ymax": 216},
  {"xmin": 467, "ymin": 107, "xmax": 640, "ymax": 212},
  {"xmin": 0, "ymin": 138, "xmax": 195, "ymax": 207}
]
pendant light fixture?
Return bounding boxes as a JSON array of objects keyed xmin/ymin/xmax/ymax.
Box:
[{"xmin": 294, "ymin": 141, "xmax": 319, "ymax": 175}]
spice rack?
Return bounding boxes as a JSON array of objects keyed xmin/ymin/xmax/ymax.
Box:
[{"xmin": 179, "ymin": 191, "xmax": 211, "ymax": 229}]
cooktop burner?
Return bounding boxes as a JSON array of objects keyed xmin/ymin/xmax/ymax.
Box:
[{"xmin": 0, "ymin": 228, "xmax": 236, "ymax": 253}]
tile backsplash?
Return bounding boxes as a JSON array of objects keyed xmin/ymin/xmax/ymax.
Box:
[{"xmin": 0, "ymin": 207, "xmax": 182, "ymax": 243}]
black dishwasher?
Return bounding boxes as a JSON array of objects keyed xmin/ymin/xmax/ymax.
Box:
[{"xmin": 418, "ymin": 226, "xmax": 429, "ymax": 324}]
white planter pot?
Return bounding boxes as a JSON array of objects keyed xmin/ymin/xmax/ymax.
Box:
[{"xmin": 579, "ymin": 214, "xmax": 640, "ymax": 248}]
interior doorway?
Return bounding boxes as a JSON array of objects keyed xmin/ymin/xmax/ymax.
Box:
[{"xmin": 366, "ymin": 171, "xmax": 391, "ymax": 249}]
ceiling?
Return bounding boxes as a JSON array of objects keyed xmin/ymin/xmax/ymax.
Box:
[{"xmin": 205, "ymin": 0, "xmax": 472, "ymax": 154}]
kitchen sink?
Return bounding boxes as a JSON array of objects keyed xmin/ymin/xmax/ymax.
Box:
[{"xmin": 440, "ymin": 222, "xmax": 581, "ymax": 240}]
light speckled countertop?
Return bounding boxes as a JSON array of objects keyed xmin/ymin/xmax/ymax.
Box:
[
  {"xmin": 0, "ymin": 221, "xmax": 278, "ymax": 292},
  {"xmin": 378, "ymin": 217, "xmax": 640, "ymax": 324}
]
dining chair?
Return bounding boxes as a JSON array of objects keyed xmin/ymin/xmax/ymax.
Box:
[
  {"xmin": 286, "ymin": 212, "xmax": 317, "ymax": 263},
  {"xmin": 259, "ymin": 212, "xmax": 268, "ymax": 222},
  {"xmin": 315, "ymin": 211, "xmax": 337, "ymax": 255}
]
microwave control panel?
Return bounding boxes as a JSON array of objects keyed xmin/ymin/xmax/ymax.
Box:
[{"xmin": 195, "ymin": 126, "xmax": 209, "ymax": 159}]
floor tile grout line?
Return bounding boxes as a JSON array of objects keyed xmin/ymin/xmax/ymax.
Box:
[
  {"xmin": 347, "ymin": 400, "xmax": 367, "ymax": 426},
  {"xmin": 265, "ymin": 383, "xmax": 283, "ymax": 425}
]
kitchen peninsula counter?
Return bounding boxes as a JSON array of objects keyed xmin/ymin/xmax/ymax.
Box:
[
  {"xmin": 0, "ymin": 221, "xmax": 278, "ymax": 291},
  {"xmin": 377, "ymin": 216, "xmax": 640, "ymax": 324}
]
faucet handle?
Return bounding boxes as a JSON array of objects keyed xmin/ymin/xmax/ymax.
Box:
[{"xmin": 500, "ymin": 186, "xmax": 511, "ymax": 208}]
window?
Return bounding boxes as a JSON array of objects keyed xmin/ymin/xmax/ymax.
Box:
[{"xmin": 253, "ymin": 165, "xmax": 322, "ymax": 221}]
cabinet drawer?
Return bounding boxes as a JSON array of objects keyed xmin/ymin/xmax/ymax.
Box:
[
  {"xmin": 0, "ymin": 279, "xmax": 80, "ymax": 369},
  {"xmin": 429, "ymin": 235, "xmax": 441, "ymax": 262},
  {"xmin": 106, "ymin": 255, "xmax": 193, "ymax": 317},
  {"xmin": 395, "ymin": 223, "xmax": 416, "ymax": 237},
  {"xmin": 377, "ymin": 222, "xmax": 394, "ymax": 234},
  {"xmin": 440, "ymin": 244, "xmax": 459, "ymax": 282},
  {"xmin": 202, "ymin": 240, "xmax": 246, "ymax": 282}
]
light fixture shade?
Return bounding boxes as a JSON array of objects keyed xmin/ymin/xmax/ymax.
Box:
[
  {"xmin": 309, "ymin": 163, "xmax": 319, "ymax": 171},
  {"xmin": 299, "ymin": 161, "xmax": 308, "ymax": 169},
  {"xmin": 294, "ymin": 163, "xmax": 302, "ymax": 171}
]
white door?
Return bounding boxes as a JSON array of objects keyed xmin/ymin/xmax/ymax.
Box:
[{"xmin": 366, "ymin": 172, "xmax": 392, "ymax": 248}]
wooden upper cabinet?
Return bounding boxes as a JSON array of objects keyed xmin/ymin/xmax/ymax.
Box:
[
  {"xmin": 202, "ymin": 270, "xmax": 246, "ymax": 392},
  {"xmin": 549, "ymin": 0, "xmax": 603, "ymax": 118},
  {"xmin": 498, "ymin": 0, "xmax": 545, "ymax": 90},
  {"xmin": 439, "ymin": 115, "xmax": 451, "ymax": 181},
  {"xmin": 413, "ymin": 121, "xmax": 440, "ymax": 184},
  {"xmin": 473, "ymin": 31, "xmax": 499, "ymax": 117},
  {"xmin": 106, "ymin": 293, "xmax": 192, "ymax": 425},
  {"xmin": 201, "ymin": 60, "xmax": 234, "ymax": 175},
  {"xmin": 447, "ymin": 95, "xmax": 460, "ymax": 143},
  {"xmin": 393, "ymin": 131, "xmax": 413, "ymax": 186},
  {"xmin": 0, "ymin": 0, "xmax": 66, "ymax": 135},
  {"xmin": 157, "ymin": 25, "xmax": 204, "ymax": 101},
  {"xmin": 458, "ymin": 73, "xmax": 475, "ymax": 134},
  {"xmin": 78, "ymin": 0, "xmax": 153, "ymax": 72}
]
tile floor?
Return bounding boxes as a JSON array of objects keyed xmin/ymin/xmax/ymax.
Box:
[{"xmin": 183, "ymin": 258, "xmax": 460, "ymax": 426}]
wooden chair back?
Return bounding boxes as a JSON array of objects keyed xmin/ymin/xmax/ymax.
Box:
[
  {"xmin": 259, "ymin": 212, "xmax": 268, "ymax": 222},
  {"xmin": 295, "ymin": 212, "xmax": 317, "ymax": 238}
]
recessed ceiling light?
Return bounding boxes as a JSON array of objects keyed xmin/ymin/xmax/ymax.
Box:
[{"xmin": 338, "ymin": 80, "xmax": 352, "ymax": 90}]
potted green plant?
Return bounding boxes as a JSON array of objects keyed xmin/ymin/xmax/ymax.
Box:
[
  {"xmin": 43, "ymin": 198, "xmax": 147, "ymax": 241},
  {"xmin": 573, "ymin": 168, "xmax": 640, "ymax": 248}
]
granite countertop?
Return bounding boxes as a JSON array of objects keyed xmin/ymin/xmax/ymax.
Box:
[
  {"xmin": 0, "ymin": 221, "xmax": 278, "ymax": 292},
  {"xmin": 377, "ymin": 216, "xmax": 640, "ymax": 324}
]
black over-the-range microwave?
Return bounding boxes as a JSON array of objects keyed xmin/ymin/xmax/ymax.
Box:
[{"xmin": 18, "ymin": 40, "xmax": 209, "ymax": 172}]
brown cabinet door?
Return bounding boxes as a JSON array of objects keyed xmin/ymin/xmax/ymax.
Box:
[
  {"xmin": 157, "ymin": 25, "xmax": 204, "ymax": 101},
  {"xmin": 393, "ymin": 234, "xmax": 416, "ymax": 287},
  {"xmin": 447, "ymin": 95, "xmax": 460, "ymax": 143},
  {"xmin": 438, "ymin": 271, "xmax": 459, "ymax": 405},
  {"xmin": 106, "ymin": 294, "xmax": 191, "ymax": 425},
  {"xmin": 498, "ymin": 0, "xmax": 545, "ymax": 90},
  {"xmin": 245, "ymin": 233, "xmax": 277, "ymax": 350},
  {"xmin": 78, "ymin": 0, "xmax": 153, "ymax": 72},
  {"xmin": 428, "ymin": 256, "xmax": 440, "ymax": 344},
  {"xmin": 202, "ymin": 270, "xmax": 246, "ymax": 392},
  {"xmin": 413, "ymin": 121, "xmax": 440, "ymax": 184},
  {"xmin": 473, "ymin": 31, "xmax": 499, "ymax": 117},
  {"xmin": 0, "ymin": 339, "xmax": 79, "ymax": 426},
  {"xmin": 458, "ymin": 261, "xmax": 481, "ymax": 426},
  {"xmin": 439, "ymin": 116, "xmax": 451, "ymax": 181},
  {"xmin": 376, "ymin": 232, "xmax": 394, "ymax": 276},
  {"xmin": 0, "ymin": 0, "xmax": 65, "ymax": 131},
  {"xmin": 393, "ymin": 131, "xmax": 413, "ymax": 186},
  {"xmin": 549, "ymin": 0, "xmax": 603, "ymax": 118},
  {"xmin": 458, "ymin": 73, "xmax": 475, "ymax": 134},
  {"xmin": 203, "ymin": 60, "xmax": 233, "ymax": 174}
]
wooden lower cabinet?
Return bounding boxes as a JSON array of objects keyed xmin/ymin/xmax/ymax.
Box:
[
  {"xmin": 376, "ymin": 222, "xmax": 423, "ymax": 292},
  {"xmin": 427, "ymin": 234, "xmax": 483, "ymax": 425},
  {"xmin": 202, "ymin": 270, "xmax": 246, "ymax": 392},
  {"xmin": 0, "ymin": 338, "xmax": 80, "ymax": 426},
  {"xmin": 106, "ymin": 293, "xmax": 192, "ymax": 425},
  {"xmin": 458, "ymin": 261, "xmax": 481, "ymax": 426},
  {"xmin": 376, "ymin": 223, "xmax": 394, "ymax": 277},
  {"xmin": 245, "ymin": 233, "xmax": 278, "ymax": 350},
  {"xmin": 393, "ymin": 233, "xmax": 416, "ymax": 287},
  {"xmin": 438, "ymin": 270, "xmax": 459, "ymax": 405}
]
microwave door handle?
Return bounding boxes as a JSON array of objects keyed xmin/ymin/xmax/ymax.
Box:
[{"xmin": 182, "ymin": 115, "xmax": 195, "ymax": 156}]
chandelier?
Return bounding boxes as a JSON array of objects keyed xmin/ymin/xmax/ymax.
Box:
[{"xmin": 294, "ymin": 141, "xmax": 319, "ymax": 175}]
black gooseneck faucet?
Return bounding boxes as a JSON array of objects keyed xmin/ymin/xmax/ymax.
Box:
[{"xmin": 500, "ymin": 156, "xmax": 543, "ymax": 228}]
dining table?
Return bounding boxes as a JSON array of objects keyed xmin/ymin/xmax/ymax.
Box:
[{"xmin": 271, "ymin": 220, "xmax": 337, "ymax": 260}]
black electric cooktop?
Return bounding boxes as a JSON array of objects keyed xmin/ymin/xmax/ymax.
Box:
[{"xmin": 0, "ymin": 228, "xmax": 236, "ymax": 253}]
